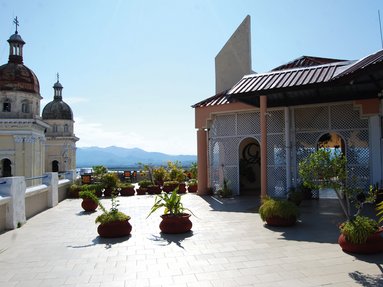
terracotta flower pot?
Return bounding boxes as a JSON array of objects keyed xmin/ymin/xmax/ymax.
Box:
[
  {"xmin": 120, "ymin": 187, "xmax": 135, "ymax": 196},
  {"xmin": 81, "ymin": 198, "xmax": 98, "ymax": 212},
  {"xmin": 265, "ymin": 216, "xmax": 297, "ymax": 227},
  {"xmin": 97, "ymin": 220, "xmax": 132, "ymax": 238},
  {"xmin": 187, "ymin": 185, "xmax": 198, "ymax": 193},
  {"xmin": 136, "ymin": 188, "xmax": 147, "ymax": 195},
  {"xmin": 159, "ymin": 213, "xmax": 192, "ymax": 234},
  {"xmin": 103, "ymin": 188, "xmax": 115, "ymax": 197},
  {"xmin": 338, "ymin": 227, "xmax": 383, "ymax": 254},
  {"xmin": 148, "ymin": 185, "xmax": 161, "ymax": 195},
  {"xmin": 178, "ymin": 183, "xmax": 187, "ymax": 194}
]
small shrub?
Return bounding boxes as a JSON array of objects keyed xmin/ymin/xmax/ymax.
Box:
[
  {"xmin": 259, "ymin": 198, "xmax": 299, "ymax": 222},
  {"xmin": 339, "ymin": 216, "xmax": 379, "ymax": 244}
]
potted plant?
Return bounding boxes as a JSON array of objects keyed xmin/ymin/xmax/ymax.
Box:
[
  {"xmin": 259, "ymin": 197, "xmax": 299, "ymax": 226},
  {"xmin": 147, "ymin": 189, "xmax": 194, "ymax": 234},
  {"xmin": 137, "ymin": 179, "xmax": 151, "ymax": 195},
  {"xmin": 101, "ymin": 173, "xmax": 119, "ymax": 197},
  {"xmin": 178, "ymin": 182, "xmax": 187, "ymax": 194},
  {"xmin": 299, "ymin": 148, "xmax": 347, "ymax": 215},
  {"xmin": 162, "ymin": 181, "xmax": 179, "ymax": 193},
  {"xmin": 337, "ymin": 185, "xmax": 383, "ymax": 254},
  {"xmin": 187, "ymin": 179, "xmax": 198, "ymax": 193},
  {"xmin": 79, "ymin": 189, "xmax": 99, "ymax": 212},
  {"xmin": 119, "ymin": 182, "xmax": 135, "ymax": 196},
  {"xmin": 217, "ymin": 178, "xmax": 232, "ymax": 198},
  {"xmin": 153, "ymin": 166, "xmax": 167, "ymax": 186},
  {"xmin": 338, "ymin": 215, "xmax": 383, "ymax": 254},
  {"xmin": 147, "ymin": 184, "xmax": 161, "ymax": 195},
  {"xmin": 82, "ymin": 183, "xmax": 103, "ymax": 197},
  {"xmin": 68, "ymin": 183, "xmax": 81, "ymax": 198},
  {"xmin": 95, "ymin": 195, "xmax": 132, "ymax": 238},
  {"xmin": 287, "ymin": 187, "xmax": 303, "ymax": 206}
]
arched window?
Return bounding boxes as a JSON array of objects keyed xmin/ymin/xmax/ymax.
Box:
[
  {"xmin": 1, "ymin": 159, "xmax": 12, "ymax": 177},
  {"xmin": 317, "ymin": 132, "xmax": 345, "ymax": 154},
  {"xmin": 52, "ymin": 160, "xmax": 59, "ymax": 172},
  {"xmin": 64, "ymin": 124, "xmax": 69, "ymax": 132},
  {"xmin": 21, "ymin": 100, "xmax": 29, "ymax": 113},
  {"xmin": 3, "ymin": 101, "xmax": 11, "ymax": 112},
  {"xmin": 53, "ymin": 124, "xmax": 58, "ymax": 133}
]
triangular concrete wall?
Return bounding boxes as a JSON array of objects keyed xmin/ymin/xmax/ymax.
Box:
[{"xmin": 215, "ymin": 15, "xmax": 252, "ymax": 94}]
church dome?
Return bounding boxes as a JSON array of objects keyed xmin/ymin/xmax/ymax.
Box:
[
  {"xmin": 0, "ymin": 30, "xmax": 40, "ymax": 94},
  {"xmin": 0, "ymin": 62, "xmax": 40, "ymax": 94},
  {"xmin": 42, "ymin": 78, "xmax": 73, "ymax": 120},
  {"xmin": 42, "ymin": 100, "xmax": 73, "ymax": 120}
]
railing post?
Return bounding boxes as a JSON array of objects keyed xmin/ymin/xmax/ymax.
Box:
[
  {"xmin": 43, "ymin": 173, "xmax": 58, "ymax": 207},
  {"xmin": 0, "ymin": 177, "xmax": 26, "ymax": 229}
]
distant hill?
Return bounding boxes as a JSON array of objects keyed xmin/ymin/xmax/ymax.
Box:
[{"xmin": 76, "ymin": 146, "xmax": 197, "ymax": 168}]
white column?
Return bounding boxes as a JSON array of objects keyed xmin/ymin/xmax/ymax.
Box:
[
  {"xmin": 0, "ymin": 177, "xmax": 26, "ymax": 229},
  {"xmin": 285, "ymin": 107, "xmax": 291, "ymax": 192},
  {"xmin": 43, "ymin": 172, "xmax": 59, "ymax": 207},
  {"xmin": 260, "ymin": 95, "xmax": 267, "ymax": 198}
]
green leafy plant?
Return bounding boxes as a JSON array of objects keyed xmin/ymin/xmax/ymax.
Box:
[
  {"xmin": 100, "ymin": 173, "xmax": 119, "ymax": 189},
  {"xmin": 153, "ymin": 166, "xmax": 167, "ymax": 183},
  {"xmin": 95, "ymin": 195, "xmax": 130, "ymax": 225},
  {"xmin": 299, "ymin": 148, "xmax": 346, "ymax": 191},
  {"xmin": 188, "ymin": 179, "xmax": 198, "ymax": 186},
  {"xmin": 217, "ymin": 178, "xmax": 232, "ymax": 198},
  {"xmin": 138, "ymin": 179, "xmax": 152, "ymax": 188},
  {"xmin": 147, "ymin": 189, "xmax": 194, "ymax": 218},
  {"xmin": 188, "ymin": 162, "xmax": 197, "ymax": 179},
  {"xmin": 118, "ymin": 182, "xmax": 134, "ymax": 189},
  {"xmin": 165, "ymin": 161, "xmax": 186, "ymax": 182},
  {"xmin": 79, "ymin": 189, "xmax": 99, "ymax": 203},
  {"xmin": 339, "ymin": 216, "xmax": 379, "ymax": 244},
  {"xmin": 376, "ymin": 201, "xmax": 383, "ymax": 224},
  {"xmin": 287, "ymin": 187, "xmax": 303, "ymax": 205},
  {"xmin": 259, "ymin": 197, "xmax": 299, "ymax": 222}
]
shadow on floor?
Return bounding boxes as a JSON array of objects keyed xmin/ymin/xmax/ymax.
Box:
[
  {"xmin": 201, "ymin": 195, "xmax": 261, "ymax": 213},
  {"xmin": 148, "ymin": 231, "xmax": 193, "ymax": 249}
]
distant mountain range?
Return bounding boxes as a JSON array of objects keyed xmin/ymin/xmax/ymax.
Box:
[{"xmin": 76, "ymin": 146, "xmax": 197, "ymax": 168}]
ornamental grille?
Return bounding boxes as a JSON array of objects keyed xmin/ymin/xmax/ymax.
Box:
[{"xmin": 208, "ymin": 103, "xmax": 370, "ymax": 197}]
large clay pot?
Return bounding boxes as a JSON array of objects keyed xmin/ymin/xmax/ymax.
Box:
[
  {"xmin": 187, "ymin": 185, "xmax": 198, "ymax": 193},
  {"xmin": 265, "ymin": 216, "xmax": 297, "ymax": 227},
  {"xmin": 178, "ymin": 183, "xmax": 187, "ymax": 194},
  {"xmin": 159, "ymin": 213, "xmax": 192, "ymax": 234},
  {"xmin": 103, "ymin": 188, "xmax": 115, "ymax": 197},
  {"xmin": 81, "ymin": 198, "xmax": 98, "ymax": 212},
  {"xmin": 97, "ymin": 220, "xmax": 132, "ymax": 238},
  {"xmin": 120, "ymin": 187, "xmax": 135, "ymax": 196},
  {"xmin": 136, "ymin": 188, "xmax": 147, "ymax": 195},
  {"xmin": 338, "ymin": 228, "xmax": 383, "ymax": 254},
  {"xmin": 148, "ymin": 185, "xmax": 161, "ymax": 195}
]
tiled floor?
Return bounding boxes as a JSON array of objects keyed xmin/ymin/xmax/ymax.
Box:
[{"xmin": 0, "ymin": 194, "xmax": 382, "ymax": 286}]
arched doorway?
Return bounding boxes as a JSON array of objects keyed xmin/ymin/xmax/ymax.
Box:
[
  {"xmin": 1, "ymin": 158, "xmax": 12, "ymax": 177},
  {"xmin": 52, "ymin": 160, "xmax": 59, "ymax": 172},
  {"xmin": 317, "ymin": 132, "xmax": 345, "ymax": 198},
  {"xmin": 239, "ymin": 138, "xmax": 261, "ymax": 195}
]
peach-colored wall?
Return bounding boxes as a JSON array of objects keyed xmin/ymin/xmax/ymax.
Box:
[
  {"xmin": 195, "ymin": 102, "xmax": 254, "ymax": 129},
  {"xmin": 353, "ymin": 99, "xmax": 380, "ymax": 116}
]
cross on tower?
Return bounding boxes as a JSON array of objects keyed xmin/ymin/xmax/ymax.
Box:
[
  {"xmin": 57, "ymin": 73, "xmax": 60, "ymax": 82},
  {"xmin": 13, "ymin": 17, "xmax": 19, "ymax": 33}
]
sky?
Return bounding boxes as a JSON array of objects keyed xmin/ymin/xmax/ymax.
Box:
[{"xmin": 1, "ymin": 0, "xmax": 383, "ymax": 155}]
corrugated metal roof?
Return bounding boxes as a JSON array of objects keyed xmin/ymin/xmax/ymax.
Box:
[
  {"xmin": 333, "ymin": 49, "xmax": 383, "ymax": 79},
  {"xmin": 271, "ymin": 56, "xmax": 345, "ymax": 71},
  {"xmin": 193, "ymin": 50, "xmax": 383, "ymax": 108},
  {"xmin": 192, "ymin": 90, "xmax": 232, "ymax": 108},
  {"xmin": 228, "ymin": 61, "xmax": 349, "ymax": 95}
]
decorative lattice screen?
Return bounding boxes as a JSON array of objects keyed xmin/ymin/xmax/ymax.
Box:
[{"xmin": 208, "ymin": 103, "xmax": 370, "ymax": 197}]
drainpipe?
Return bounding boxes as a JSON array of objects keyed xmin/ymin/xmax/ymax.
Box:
[{"xmin": 260, "ymin": 95, "xmax": 267, "ymax": 198}]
